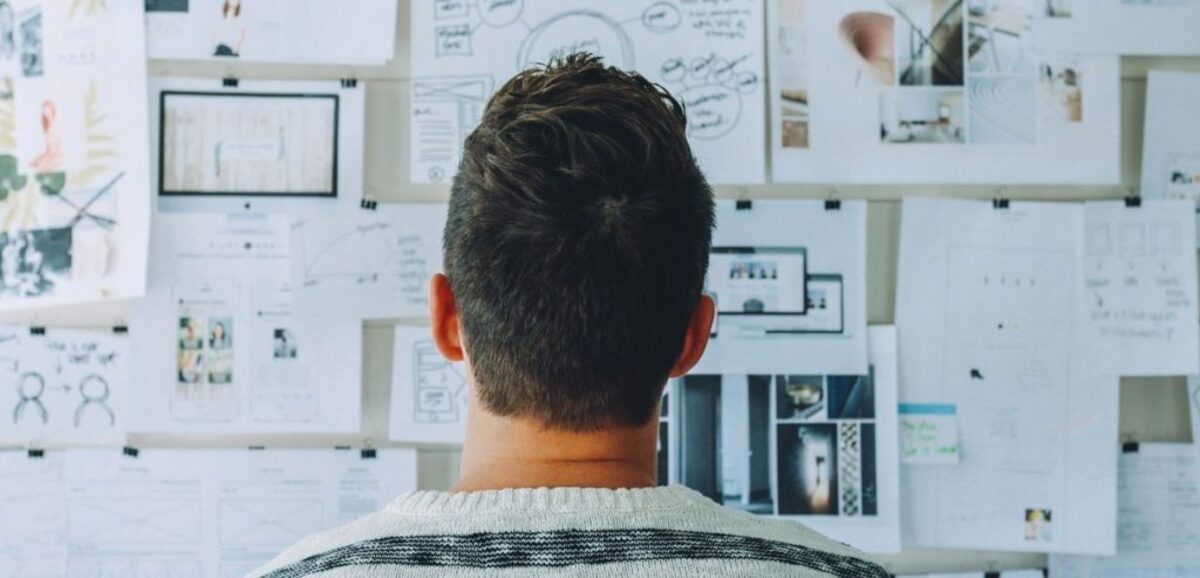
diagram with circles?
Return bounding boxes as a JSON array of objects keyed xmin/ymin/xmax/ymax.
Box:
[
  {"xmin": 0, "ymin": 326, "xmax": 128, "ymax": 445},
  {"xmin": 410, "ymin": 0, "xmax": 766, "ymax": 185}
]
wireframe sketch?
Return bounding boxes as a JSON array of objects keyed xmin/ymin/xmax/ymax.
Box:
[
  {"xmin": 160, "ymin": 91, "xmax": 338, "ymax": 196},
  {"xmin": 12, "ymin": 372, "xmax": 46, "ymax": 424},
  {"xmin": 411, "ymin": 0, "xmax": 767, "ymax": 184},
  {"xmin": 68, "ymin": 499, "xmax": 203, "ymax": 545},
  {"xmin": 412, "ymin": 339, "xmax": 465, "ymax": 424},
  {"xmin": 73, "ymin": 373, "xmax": 114, "ymax": 427},
  {"xmin": 218, "ymin": 499, "xmax": 324, "ymax": 546}
]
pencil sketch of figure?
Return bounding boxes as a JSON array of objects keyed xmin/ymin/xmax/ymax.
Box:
[{"xmin": 213, "ymin": 0, "xmax": 245, "ymax": 57}]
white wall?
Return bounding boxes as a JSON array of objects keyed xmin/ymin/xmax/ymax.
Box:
[{"xmin": 0, "ymin": 5, "xmax": 1195, "ymax": 575}]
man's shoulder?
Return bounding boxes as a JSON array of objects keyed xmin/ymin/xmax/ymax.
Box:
[{"xmin": 246, "ymin": 489, "xmax": 889, "ymax": 578}]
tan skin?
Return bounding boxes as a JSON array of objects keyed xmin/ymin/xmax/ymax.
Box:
[{"xmin": 429, "ymin": 273, "xmax": 715, "ymax": 492}]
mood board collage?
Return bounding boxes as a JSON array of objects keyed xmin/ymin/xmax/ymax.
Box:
[{"xmin": 2, "ymin": 1, "xmax": 1200, "ymax": 577}]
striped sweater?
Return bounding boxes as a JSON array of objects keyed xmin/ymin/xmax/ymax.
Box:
[{"xmin": 247, "ymin": 485, "xmax": 888, "ymax": 578}]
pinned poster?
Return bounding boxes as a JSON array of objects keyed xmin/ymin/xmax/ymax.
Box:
[{"xmin": 1140, "ymin": 71, "xmax": 1200, "ymax": 246}]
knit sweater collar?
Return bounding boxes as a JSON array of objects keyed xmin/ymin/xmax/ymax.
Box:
[{"xmin": 387, "ymin": 485, "xmax": 708, "ymax": 516}]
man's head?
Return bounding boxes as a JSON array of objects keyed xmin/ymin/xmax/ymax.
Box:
[{"xmin": 432, "ymin": 53, "xmax": 715, "ymax": 432}]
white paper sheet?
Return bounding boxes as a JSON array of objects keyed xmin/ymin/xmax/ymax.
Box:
[
  {"xmin": 1035, "ymin": 0, "xmax": 1200, "ymax": 55},
  {"xmin": 389, "ymin": 324, "xmax": 469, "ymax": 444},
  {"xmin": 673, "ymin": 326, "xmax": 901, "ymax": 553},
  {"xmin": 768, "ymin": 0, "xmax": 1121, "ymax": 184},
  {"xmin": 0, "ymin": 0, "xmax": 152, "ymax": 310},
  {"xmin": 146, "ymin": 0, "xmax": 398, "ymax": 64},
  {"xmin": 131, "ymin": 212, "xmax": 362, "ymax": 435},
  {"xmin": 1140, "ymin": 71, "xmax": 1200, "ymax": 246},
  {"xmin": 291, "ymin": 203, "xmax": 447, "ymax": 322},
  {"xmin": 149, "ymin": 77, "xmax": 366, "ymax": 216},
  {"xmin": 1190, "ymin": 375, "xmax": 1200, "ymax": 444},
  {"xmin": 897, "ymin": 198, "xmax": 1119, "ymax": 555},
  {"xmin": 0, "ymin": 327, "xmax": 128, "ymax": 446},
  {"xmin": 409, "ymin": 0, "xmax": 766, "ymax": 185},
  {"xmin": 0, "ymin": 450, "xmax": 65, "ymax": 578},
  {"xmin": 0, "ymin": 448, "xmax": 417, "ymax": 578},
  {"xmin": 1082, "ymin": 200, "xmax": 1199, "ymax": 376},
  {"xmin": 694, "ymin": 200, "xmax": 868, "ymax": 375},
  {"xmin": 1050, "ymin": 444, "xmax": 1200, "ymax": 577}
]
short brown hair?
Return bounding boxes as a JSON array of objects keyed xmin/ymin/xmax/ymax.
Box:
[{"xmin": 443, "ymin": 53, "xmax": 714, "ymax": 430}]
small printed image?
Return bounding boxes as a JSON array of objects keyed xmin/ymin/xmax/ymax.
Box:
[
  {"xmin": 207, "ymin": 349, "xmax": 232, "ymax": 384},
  {"xmin": 1167, "ymin": 155, "xmax": 1200, "ymax": 200},
  {"xmin": 827, "ymin": 372, "xmax": 875, "ymax": 419},
  {"xmin": 729, "ymin": 260, "xmax": 779, "ymax": 280},
  {"xmin": 208, "ymin": 318, "xmax": 233, "ymax": 350},
  {"xmin": 0, "ymin": 1, "xmax": 15, "ymax": 60},
  {"xmin": 179, "ymin": 316, "xmax": 204, "ymax": 350},
  {"xmin": 880, "ymin": 89, "xmax": 966, "ymax": 144},
  {"xmin": 892, "ymin": 0, "xmax": 965, "ymax": 86},
  {"xmin": 0, "ymin": 227, "xmax": 72, "ymax": 298},
  {"xmin": 777, "ymin": 423, "xmax": 838, "ymax": 515},
  {"xmin": 778, "ymin": 0, "xmax": 810, "ymax": 148},
  {"xmin": 273, "ymin": 328, "xmax": 297, "ymax": 359},
  {"xmin": 838, "ymin": 10, "xmax": 896, "ymax": 87},
  {"xmin": 1044, "ymin": 0, "xmax": 1072, "ymax": 17},
  {"xmin": 967, "ymin": 0, "xmax": 1036, "ymax": 75},
  {"xmin": 18, "ymin": 4, "xmax": 39, "ymax": 77},
  {"xmin": 969, "ymin": 76, "xmax": 1037, "ymax": 144},
  {"xmin": 213, "ymin": 0, "xmax": 245, "ymax": 58},
  {"xmin": 775, "ymin": 375, "xmax": 825, "ymax": 420},
  {"xmin": 177, "ymin": 348, "xmax": 203, "ymax": 384},
  {"xmin": 1040, "ymin": 60, "xmax": 1084, "ymax": 123},
  {"xmin": 1024, "ymin": 508, "xmax": 1053, "ymax": 543}
]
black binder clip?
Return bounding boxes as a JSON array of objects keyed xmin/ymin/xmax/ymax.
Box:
[
  {"xmin": 341, "ymin": 78, "xmax": 358, "ymax": 89},
  {"xmin": 29, "ymin": 326, "xmax": 45, "ymax": 336},
  {"xmin": 123, "ymin": 446, "xmax": 139, "ymax": 458},
  {"xmin": 112, "ymin": 325, "xmax": 128, "ymax": 335},
  {"xmin": 1122, "ymin": 441, "xmax": 1140, "ymax": 454},
  {"xmin": 360, "ymin": 199, "xmax": 378, "ymax": 211},
  {"xmin": 735, "ymin": 199, "xmax": 752, "ymax": 211},
  {"xmin": 984, "ymin": 572, "xmax": 1001, "ymax": 578},
  {"xmin": 361, "ymin": 448, "xmax": 377, "ymax": 460},
  {"xmin": 27, "ymin": 448, "xmax": 44, "ymax": 459},
  {"xmin": 1124, "ymin": 196, "xmax": 1141, "ymax": 208},
  {"xmin": 824, "ymin": 199, "xmax": 841, "ymax": 211},
  {"xmin": 992, "ymin": 198, "xmax": 1010, "ymax": 210},
  {"xmin": 222, "ymin": 77, "xmax": 239, "ymax": 88}
]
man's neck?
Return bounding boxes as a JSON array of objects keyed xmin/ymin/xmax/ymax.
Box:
[{"xmin": 453, "ymin": 402, "xmax": 660, "ymax": 492}]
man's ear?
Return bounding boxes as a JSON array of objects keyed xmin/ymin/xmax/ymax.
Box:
[
  {"xmin": 669, "ymin": 294, "xmax": 715, "ymax": 378},
  {"xmin": 430, "ymin": 273, "xmax": 465, "ymax": 362}
]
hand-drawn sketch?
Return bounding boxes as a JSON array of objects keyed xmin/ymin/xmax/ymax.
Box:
[
  {"xmin": 410, "ymin": 0, "xmax": 767, "ymax": 184},
  {"xmin": 389, "ymin": 325, "xmax": 469, "ymax": 444},
  {"xmin": 0, "ymin": 326, "xmax": 128, "ymax": 445},
  {"xmin": 159, "ymin": 91, "xmax": 339, "ymax": 197},
  {"xmin": 0, "ymin": 1, "xmax": 152, "ymax": 310},
  {"xmin": 412, "ymin": 339, "xmax": 466, "ymax": 424},
  {"xmin": 291, "ymin": 204, "xmax": 446, "ymax": 321},
  {"xmin": 218, "ymin": 499, "xmax": 324, "ymax": 546}
]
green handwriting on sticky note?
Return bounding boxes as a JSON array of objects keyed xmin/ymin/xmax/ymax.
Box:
[{"xmin": 899, "ymin": 404, "xmax": 960, "ymax": 465}]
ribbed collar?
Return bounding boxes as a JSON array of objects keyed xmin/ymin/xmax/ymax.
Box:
[{"xmin": 388, "ymin": 485, "xmax": 708, "ymax": 516}]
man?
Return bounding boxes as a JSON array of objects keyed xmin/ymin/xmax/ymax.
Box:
[{"xmin": 250, "ymin": 53, "xmax": 887, "ymax": 578}]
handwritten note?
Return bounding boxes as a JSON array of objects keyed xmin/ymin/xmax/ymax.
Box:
[
  {"xmin": 899, "ymin": 404, "xmax": 960, "ymax": 465},
  {"xmin": 1083, "ymin": 200, "xmax": 1199, "ymax": 376}
]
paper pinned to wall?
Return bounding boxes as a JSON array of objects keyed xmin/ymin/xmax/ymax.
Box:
[
  {"xmin": 389, "ymin": 325, "xmax": 468, "ymax": 445},
  {"xmin": 1189, "ymin": 375, "xmax": 1200, "ymax": 444},
  {"xmin": 694, "ymin": 200, "xmax": 868, "ymax": 375},
  {"xmin": 131, "ymin": 212, "xmax": 362, "ymax": 435},
  {"xmin": 768, "ymin": 0, "xmax": 1121, "ymax": 184},
  {"xmin": 146, "ymin": 0, "xmax": 398, "ymax": 64},
  {"xmin": 899, "ymin": 404, "xmax": 960, "ymax": 465},
  {"xmin": 0, "ymin": 327, "xmax": 128, "ymax": 446},
  {"xmin": 0, "ymin": 448, "xmax": 417, "ymax": 578},
  {"xmin": 897, "ymin": 198, "xmax": 1119, "ymax": 555},
  {"xmin": 149, "ymin": 77, "xmax": 367, "ymax": 216},
  {"xmin": 1035, "ymin": 0, "xmax": 1200, "ymax": 55},
  {"xmin": 291, "ymin": 204, "xmax": 446, "ymax": 322},
  {"xmin": 409, "ymin": 0, "xmax": 766, "ymax": 185},
  {"xmin": 1050, "ymin": 444, "xmax": 1200, "ymax": 578},
  {"xmin": 1140, "ymin": 71, "xmax": 1200, "ymax": 246},
  {"xmin": 673, "ymin": 326, "xmax": 901, "ymax": 554},
  {"xmin": 0, "ymin": 0, "xmax": 152, "ymax": 310},
  {"xmin": 1082, "ymin": 200, "xmax": 1199, "ymax": 376}
]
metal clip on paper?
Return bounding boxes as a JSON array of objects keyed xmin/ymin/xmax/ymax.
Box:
[
  {"xmin": 342, "ymin": 78, "xmax": 358, "ymax": 89},
  {"xmin": 222, "ymin": 77, "xmax": 239, "ymax": 88},
  {"xmin": 123, "ymin": 446, "xmax": 139, "ymax": 458},
  {"xmin": 360, "ymin": 199, "xmax": 378, "ymax": 211}
]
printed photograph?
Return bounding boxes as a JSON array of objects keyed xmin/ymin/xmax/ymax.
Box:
[
  {"xmin": 177, "ymin": 316, "xmax": 205, "ymax": 384},
  {"xmin": 778, "ymin": 0, "xmax": 810, "ymax": 148},
  {"xmin": 827, "ymin": 371, "xmax": 875, "ymax": 419},
  {"xmin": 968, "ymin": 76, "xmax": 1037, "ymax": 144},
  {"xmin": 207, "ymin": 348, "xmax": 233, "ymax": 384},
  {"xmin": 1024, "ymin": 508, "xmax": 1053, "ymax": 543},
  {"xmin": 0, "ymin": 228, "xmax": 72, "ymax": 298},
  {"xmin": 0, "ymin": 1, "xmax": 15, "ymax": 60},
  {"xmin": 967, "ymin": 0, "xmax": 1036, "ymax": 75},
  {"xmin": 18, "ymin": 4, "xmax": 39, "ymax": 77},
  {"xmin": 273, "ymin": 328, "xmax": 297, "ymax": 359},
  {"xmin": 1040, "ymin": 60, "xmax": 1084, "ymax": 123},
  {"xmin": 775, "ymin": 375, "xmax": 825, "ymax": 420},
  {"xmin": 679, "ymin": 375, "xmax": 774, "ymax": 514},
  {"xmin": 880, "ymin": 89, "xmax": 966, "ymax": 143},
  {"xmin": 892, "ymin": 0, "xmax": 965, "ymax": 86},
  {"xmin": 1043, "ymin": 0, "xmax": 1071, "ymax": 17},
  {"xmin": 208, "ymin": 317, "xmax": 232, "ymax": 350},
  {"xmin": 838, "ymin": 10, "xmax": 896, "ymax": 87},
  {"xmin": 1167, "ymin": 155, "xmax": 1200, "ymax": 199},
  {"xmin": 777, "ymin": 423, "xmax": 838, "ymax": 515},
  {"xmin": 213, "ymin": 0, "xmax": 245, "ymax": 58},
  {"xmin": 728, "ymin": 260, "xmax": 779, "ymax": 281}
]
